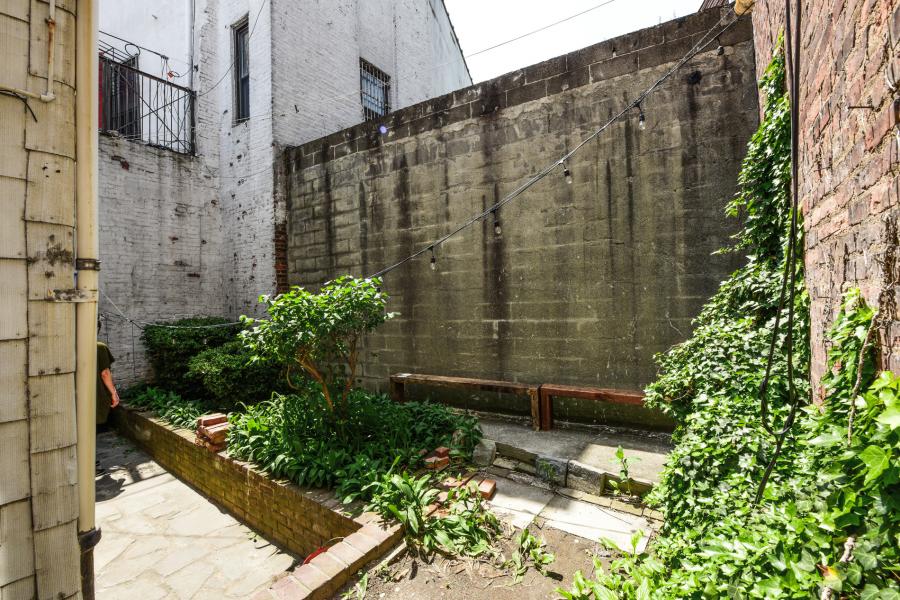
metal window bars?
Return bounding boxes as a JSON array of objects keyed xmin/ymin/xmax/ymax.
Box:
[
  {"xmin": 99, "ymin": 53, "xmax": 195, "ymax": 154},
  {"xmin": 359, "ymin": 59, "xmax": 390, "ymax": 121}
]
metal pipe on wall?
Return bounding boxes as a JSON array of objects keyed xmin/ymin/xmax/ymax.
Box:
[{"xmin": 75, "ymin": 0, "xmax": 100, "ymax": 597}]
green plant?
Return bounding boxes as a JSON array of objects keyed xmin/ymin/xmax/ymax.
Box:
[
  {"xmin": 506, "ymin": 528, "xmax": 556, "ymax": 583},
  {"xmin": 341, "ymin": 572, "xmax": 368, "ymax": 600},
  {"xmin": 128, "ymin": 386, "xmax": 204, "ymax": 429},
  {"xmin": 187, "ymin": 340, "xmax": 284, "ymax": 410},
  {"xmin": 606, "ymin": 446, "xmax": 638, "ymax": 496},
  {"xmin": 141, "ymin": 317, "xmax": 239, "ymax": 398},
  {"xmin": 363, "ymin": 473, "xmax": 500, "ymax": 557},
  {"xmin": 226, "ymin": 389, "xmax": 482, "ymax": 502},
  {"xmin": 241, "ymin": 276, "xmax": 393, "ymax": 413}
]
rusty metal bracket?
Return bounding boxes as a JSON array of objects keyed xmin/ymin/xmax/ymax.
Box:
[{"xmin": 75, "ymin": 258, "xmax": 101, "ymax": 271}]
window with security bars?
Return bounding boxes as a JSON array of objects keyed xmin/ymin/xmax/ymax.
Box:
[
  {"xmin": 359, "ymin": 59, "xmax": 390, "ymax": 121},
  {"xmin": 233, "ymin": 17, "xmax": 250, "ymax": 122}
]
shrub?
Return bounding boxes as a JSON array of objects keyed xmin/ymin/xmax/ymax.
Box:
[
  {"xmin": 187, "ymin": 340, "xmax": 284, "ymax": 410},
  {"xmin": 227, "ymin": 389, "xmax": 481, "ymax": 500},
  {"xmin": 241, "ymin": 276, "xmax": 394, "ymax": 413},
  {"xmin": 141, "ymin": 317, "xmax": 239, "ymax": 398}
]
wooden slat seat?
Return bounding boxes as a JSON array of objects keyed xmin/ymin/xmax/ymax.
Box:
[
  {"xmin": 389, "ymin": 373, "xmax": 541, "ymax": 430},
  {"xmin": 539, "ymin": 384, "xmax": 644, "ymax": 430}
]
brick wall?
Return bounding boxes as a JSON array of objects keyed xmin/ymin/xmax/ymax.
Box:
[
  {"xmin": 751, "ymin": 0, "xmax": 900, "ymax": 392},
  {"xmin": 0, "ymin": 1, "xmax": 82, "ymax": 597},
  {"xmin": 278, "ymin": 8, "xmax": 759, "ymax": 411},
  {"xmin": 112, "ymin": 407, "xmax": 360, "ymax": 557},
  {"xmin": 98, "ymin": 136, "xmax": 227, "ymax": 387}
]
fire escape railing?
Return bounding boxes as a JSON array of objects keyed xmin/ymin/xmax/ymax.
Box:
[{"xmin": 99, "ymin": 55, "xmax": 195, "ymax": 154}]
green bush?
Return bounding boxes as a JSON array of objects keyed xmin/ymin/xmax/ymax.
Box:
[
  {"xmin": 227, "ymin": 389, "xmax": 481, "ymax": 500},
  {"xmin": 141, "ymin": 317, "xmax": 239, "ymax": 398},
  {"xmin": 241, "ymin": 276, "xmax": 394, "ymax": 413},
  {"xmin": 187, "ymin": 341, "xmax": 284, "ymax": 410}
]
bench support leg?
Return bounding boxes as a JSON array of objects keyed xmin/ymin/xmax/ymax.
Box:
[
  {"xmin": 539, "ymin": 390, "xmax": 553, "ymax": 431},
  {"xmin": 390, "ymin": 380, "xmax": 405, "ymax": 403},
  {"xmin": 528, "ymin": 388, "xmax": 540, "ymax": 431}
]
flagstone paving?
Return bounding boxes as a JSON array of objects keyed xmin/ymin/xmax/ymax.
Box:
[{"xmin": 94, "ymin": 432, "xmax": 296, "ymax": 599}]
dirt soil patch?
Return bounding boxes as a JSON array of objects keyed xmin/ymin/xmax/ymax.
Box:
[{"xmin": 332, "ymin": 523, "xmax": 617, "ymax": 600}]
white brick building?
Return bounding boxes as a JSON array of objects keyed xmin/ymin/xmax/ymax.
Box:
[{"xmin": 97, "ymin": 0, "xmax": 471, "ymax": 385}]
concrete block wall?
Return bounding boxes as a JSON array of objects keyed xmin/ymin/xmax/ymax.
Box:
[
  {"xmin": 0, "ymin": 0, "xmax": 82, "ymax": 597},
  {"xmin": 279, "ymin": 8, "xmax": 759, "ymax": 402},
  {"xmin": 752, "ymin": 0, "xmax": 900, "ymax": 393}
]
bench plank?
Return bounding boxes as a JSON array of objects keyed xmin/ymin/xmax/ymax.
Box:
[
  {"xmin": 390, "ymin": 373, "xmax": 540, "ymax": 430},
  {"xmin": 539, "ymin": 385, "xmax": 645, "ymax": 431}
]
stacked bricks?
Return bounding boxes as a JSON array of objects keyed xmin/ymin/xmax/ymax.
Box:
[{"xmin": 195, "ymin": 413, "xmax": 229, "ymax": 452}]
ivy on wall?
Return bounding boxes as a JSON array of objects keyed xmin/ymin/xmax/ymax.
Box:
[{"xmin": 558, "ymin": 42, "xmax": 900, "ymax": 600}]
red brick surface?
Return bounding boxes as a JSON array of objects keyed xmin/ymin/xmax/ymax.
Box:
[{"xmin": 752, "ymin": 0, "xmax": 900, "ymax": 394}]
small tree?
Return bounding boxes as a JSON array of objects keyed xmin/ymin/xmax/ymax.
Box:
[{"xmin": 241, "ymin": 276, "xmax": 393, "ymax": 412}]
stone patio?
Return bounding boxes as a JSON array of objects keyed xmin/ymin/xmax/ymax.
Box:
[{"xmin": 94, "ymin": 432, "xmax": 296, "ymax": 599}]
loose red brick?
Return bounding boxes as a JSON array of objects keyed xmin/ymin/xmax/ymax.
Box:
[
  {"xmin": 433, "ymin": 446, "xmax": 450, "ymax": 458},
  {"xmin": 423, "ymin": 455, "xmax": 449, "ymax": 470},
  {"xmin": 198, "ymin": 413, "xmax": 227, "ymax": 428},
  {"xmin": 478, "ymin": 478, "xmax": 497, "ymax": 500}
]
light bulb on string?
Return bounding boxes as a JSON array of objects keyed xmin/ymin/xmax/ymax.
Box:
[
  {"xmin": 492, "ymin": 209, "xmax": 502, "ymax": 236},
  {"xmin": 637, "ymin": 103, "xmax": 646, "ymax": 131},
  {"xmin": 429, "ymin": 246, "xmax": 437, "ymax": 271},
  {"xmin": 562, "ymin": 162, "xmax": 573, "ymax": 185}
]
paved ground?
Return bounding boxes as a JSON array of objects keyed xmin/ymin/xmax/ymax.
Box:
[
  {"xmin": 479, "ymin": 416, "xmax": 672, "ymax": 483},
  {"xmin": 95, "ymin": 432, "xmax": 296, "ymax": 599}
]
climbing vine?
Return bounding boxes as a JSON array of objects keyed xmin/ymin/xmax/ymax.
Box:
[{"xmin": 557, "ymin": 43, "xmax": 900, "ymax": 599}]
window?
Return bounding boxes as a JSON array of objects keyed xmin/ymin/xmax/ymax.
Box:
[
  {"xmin": 359, "ymin": 59, "xmax": 390, "ymax": 121},
  {"xmin": 233, "ymin": 18, "xmax": 250, "ymax": 122},
  {"xmin": 100, "ymin": 54, "xmax": 141, "ymax": 139}
]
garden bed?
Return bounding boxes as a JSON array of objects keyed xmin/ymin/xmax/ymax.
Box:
[{"xmin": 111, "ymin": 405, "xmax": 403, "ymax": 598}]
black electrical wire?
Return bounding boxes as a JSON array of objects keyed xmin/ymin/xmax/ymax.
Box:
[
  {"xmin": 366, "ymin": 11, "xmax": 742, "ymax": 280},
  {"xmin": 755, "ymin": 0, "xmax": 803, "ymax": 505}
]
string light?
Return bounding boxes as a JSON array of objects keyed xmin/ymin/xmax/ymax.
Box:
[
  {"xmin": 637, "ymin": 103, "xmax": 646, "ymax": 131},
  {"xmin": 562, "ymin": 161, "xmax": 573, "ymax": 185},
  {"xmin": 363, "ymin": 12, "xmax": 741, "ymax": 278},
  {"xmin": 492, "ymin": 210, "xmax": 502, "ymax": 236}
]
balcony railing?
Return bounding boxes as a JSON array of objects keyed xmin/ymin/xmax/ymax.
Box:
[{"xmin": 99, "ymin": 55, "xmax": 195, "ymax": 154}]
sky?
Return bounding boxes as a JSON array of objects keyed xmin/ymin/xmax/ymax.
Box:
[{"xmin": 444, "ymin": 0, "xmax": 704, "ymax": 82}]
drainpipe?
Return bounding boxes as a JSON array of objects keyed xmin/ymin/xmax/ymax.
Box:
[
  {"xmin": 0, "ymin": 0, "xmax": 56, "ymax": 101},
  {"xmin": 75, "ymin": 0, "xmax": 100, "ymax": 598}
]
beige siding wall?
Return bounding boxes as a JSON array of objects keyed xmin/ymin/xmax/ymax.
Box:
[{"xmin": 0, "ymin": 0, "xmax": 82, "ymax": 598}]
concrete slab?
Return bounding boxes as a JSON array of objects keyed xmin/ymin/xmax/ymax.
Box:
[
  {"xmin": 478, "ymin": 417, "xmax": 671, "ymax": 483},
  {"xmin": 486, "ymin": 476, "xmax": 554, "ymax": 529},
  {"xmin": 95, "ymin": 432, "xmax": 295, "ymax": 599},
  {"xmin": 538, "ymin": 495, "xmax": 650, "ymax": 554}
]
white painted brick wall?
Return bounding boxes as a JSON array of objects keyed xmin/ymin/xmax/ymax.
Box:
[{"xmin": 99, "ymin": 0, "xmax": 470, "ymax": 383}]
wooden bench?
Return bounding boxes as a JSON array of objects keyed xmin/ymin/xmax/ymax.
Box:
[
  {"xmin": 389, "ymin": 373, "xmax": 541, "ymax": 431},
  {"xmin": 539, "ymin": 384, "xmax": 644, "ymax": 430}
]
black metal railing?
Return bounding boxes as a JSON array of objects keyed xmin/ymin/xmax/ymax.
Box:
[{"xmin": 99, "ymin": 55, "xmax": 195, "ymax": 154}]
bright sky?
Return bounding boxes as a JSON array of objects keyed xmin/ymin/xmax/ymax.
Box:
[{"xmin": 444, "ymin": 0, "xmax": 703, "ymax": 83}]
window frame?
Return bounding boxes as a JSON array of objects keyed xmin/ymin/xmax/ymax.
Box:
[
  {"xmin": 359, "ymin": 58, "xmax": 391, "ymax": 122},
  {"xmin": 232, "ymin": 16, "xmax": 250, "ymax": 124}
]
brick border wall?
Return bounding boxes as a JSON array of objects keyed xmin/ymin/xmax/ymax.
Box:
[{"xmin": 111, "ymin": 406, "xmax": 360, "ymax": 557}]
